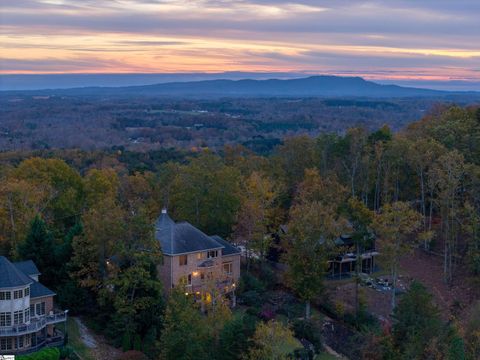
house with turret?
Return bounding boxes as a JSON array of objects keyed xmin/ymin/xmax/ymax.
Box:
[{"xmin": 0, "ymin": 256, "xmax": 67, "ymax": 355}]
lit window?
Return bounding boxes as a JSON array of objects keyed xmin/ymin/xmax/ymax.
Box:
[
  {"xmin": 179, "ymin": 255, "xmax": 188, "ymax": 266},
  {"xmin": 196, "ymin": 252, "xmax": 205, "ymax": 260},
  {"xmin": 223, "ymin": 262, "xmax": 233, "ymax": 275}
]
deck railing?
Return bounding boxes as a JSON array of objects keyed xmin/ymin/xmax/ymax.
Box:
[{"xmin": 0, "ymin": 311, "xmax": 67, "ymax": 337}]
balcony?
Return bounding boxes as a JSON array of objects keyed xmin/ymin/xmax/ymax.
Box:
[
  {"xmin": 0, "ymin": 311, "xmax": 68, "ymax": 337},
  {"xmin": 185, "ymin": 276, "xmax": 236, "ymax": 295}
]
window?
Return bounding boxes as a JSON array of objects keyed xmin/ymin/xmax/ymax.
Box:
[
  {"xmin": 25, "ymin": 334, "xmax": 31, "ymax": 347},
  {"xmin": 30, "ymin": 304, "xmax": 35, "ymax": 317},
  {"xmin": 24, "ymin": 287, "xmax": 30, "ymax": 297},
  {"xmin": 187, "ymin": 274, "xmax": 192, "ymax": 285},
  {"xmin": 14, "ymin": 310, "xmax": 23, "ymax": 325},
  {"xmin": 1, "ymin": 338, "xmax": 12, "ymax": 351},
  {"xmin": 223, "ymin": 262, "xmax": 233, "ymax": 275},
  {"xmin": 179, "ymin": 255, "xmax": 188, "ymax": 266},
  {"xmin": 207, "ymin": 250, "xmax": 218, "ymax": 259},
  {"xmin": 0, "ymin": 291, "xmax": 11, "ymax": 300},
  {"xmin": 200, "ymin": 272, "xmax": 205, "ymax": 280},
  {"xmin": 16, "ymin": 336, "xmax": 24, "ymax": 349},
  {"xmin": 196, "ymin": 252, "xmax": 205, "ymax": 260},
  {"xmin": 24, "ymin": 308, "xmax": 30, "ymax": 322},
  {"xmin": 14, "ymin": 289, "xmax": 23, "ymax": 299},
  {"xmin": 0, "ymin": 312, "xmax": 12, "ymax": 326},
  {"xmin": 35, "ymin": 302, "xmax": 45, "ymax": 316}
]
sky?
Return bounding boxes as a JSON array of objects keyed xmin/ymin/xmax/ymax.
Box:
[{"xmin": 1, "ymin": 0, "xmax": 480, "ymax": 85}]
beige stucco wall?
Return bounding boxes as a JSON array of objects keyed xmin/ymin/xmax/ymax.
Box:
[
  {"xmin": 158, "ymin": 250, "xmax": 241, "ymax": 293},
  {"xmin": 221, "ymin": 253, "xmax": 241, "ymax": 285}
]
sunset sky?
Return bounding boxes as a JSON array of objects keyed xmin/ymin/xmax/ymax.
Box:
[{"xmin": 1, "ymin": 0, "xmax": 480, "ymax": 83}]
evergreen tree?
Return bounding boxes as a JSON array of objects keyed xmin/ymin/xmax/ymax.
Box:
[
  {"xmin": 392, "ymin": 281, "xmax": 442, "ymax": 359},
  {"xmin": 18, "ymin": 215, "xmax": 55, "ymax": 285},
  {"xmin": 159, "ymin": 289, "xmax": 211, "ymax": 360}
]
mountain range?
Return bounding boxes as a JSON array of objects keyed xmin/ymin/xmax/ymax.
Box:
[{"xmin": 2, "ymin": 75, "xmax": 480, "ymax": 98}]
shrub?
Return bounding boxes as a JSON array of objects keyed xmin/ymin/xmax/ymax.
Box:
[
  {"xmin": 240, "ymin": 290, "xmax": 264, "ymax": 307},
  {"xmin": 238, "ymin": 272, "xmax": 266, "ymax": 294}
]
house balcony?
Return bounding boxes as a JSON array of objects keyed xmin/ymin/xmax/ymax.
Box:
[
  {"xmin": 185, "ymin": 276, "xmax": 236, "ymax": 295},
  {"xmin": 0, "ymin": 311, "xmax": 68, "ymax": 337}
]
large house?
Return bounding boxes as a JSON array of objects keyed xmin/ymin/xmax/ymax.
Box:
[
  {"xmin": 0, "ymin": 256, "xmax": 67, "ymax": 355},
  {"xmin": 155, "ymin": 209, "xmax": 240, "ymax": 305}
]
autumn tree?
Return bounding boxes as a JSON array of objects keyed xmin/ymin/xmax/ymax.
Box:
[
  {"xmin": 159, "ymin": 289, "xmax": 211, "ymax": 360},
  {"xmin": 406, "ymin": 138, "xmax": 445, "ymax": 235},
  {"xmin": 373, "ymin": 201, "xmax": 422, "ymax": 310},
  {"xmin": 344, "ymin": 197, "xmax": 374, "ymax": 319},
  {"xmin": 285, "ymin": 172, "xmax": 349, "ymax": 319},
  {"xmin": 245, "ymin": 320, "xmax": 301, "ymax": 360},
  {"xmin": 273, "ymin": 135, "xmax": 316, "ymax": 193},
  {"xmin": 70, "ymin": 169, "xmax": 123, "ymax": 290},
  {"xmin": 233, "ymin": 171, "xmax": 280, "ymax": 269},
  {"xmin": 170, "ymin": 153, "xmax": 241, "ymax": 236},
  {"xmin": 13, "ymin": 157, "xmax": 84, "ymax": 230},
  {"xmin": 429, "ymin": 150, "xmax": 465, "ymax": 283}
]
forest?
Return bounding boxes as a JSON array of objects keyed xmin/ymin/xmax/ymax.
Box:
[
  {"xmin": 0, "ymin": 104, "xmax": 480, "ymax": 359},
  {"xmin": 1, "ymin": 94, "xmax": 478, "ymax": 153}
]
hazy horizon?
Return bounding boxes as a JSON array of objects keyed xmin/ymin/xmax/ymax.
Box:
[
  {"xmin": 2, "ymin": 1, "xmax": 480, "ymax": 86},
  {"xmin": 2, "ymin": 72, "xmax": 480, "ymax": 92}
]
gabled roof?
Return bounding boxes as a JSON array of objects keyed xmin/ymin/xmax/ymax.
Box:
[
  {"xmin": 155, "ymin": 210, "xmax": 223, "ymax": 255},
  {"xmin": 0, "ymin": 256, "xmax": 33, "ymax": 288},
  {"xmin": 14, "ymin": 260, "xmax": 40, "ymax": 277},
  {"xmin": 210, "ymin": 235, "xmax": 240, "ymax": 256}
]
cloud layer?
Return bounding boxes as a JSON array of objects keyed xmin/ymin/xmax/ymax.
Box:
[{"xmin": 1, "ymin": 0, "xmax": 480, "ymax": 83}]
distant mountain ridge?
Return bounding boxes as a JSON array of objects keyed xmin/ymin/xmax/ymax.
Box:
[{"xmin": 3, "ymin": 75, "xmax": 480, "ymax": 98}]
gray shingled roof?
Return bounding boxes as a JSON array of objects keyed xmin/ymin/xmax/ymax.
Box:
[
  {"xmin": 0, "ymin": 256, "xmax": 33, "ymax": 288},
  {"xmin": 29, "ymin": 280, "xmax": 56, "ymax": 298},
  {"xmin": 210, "ymin": 235, "xmax": 240, "ymax": 256},
  {"xmin": 155, "ymin": 210, "xmax": 224, "ymax": 255},
  {"xmin": 14, "ymin": 260, "xmax": 40, "ymax": 277}
]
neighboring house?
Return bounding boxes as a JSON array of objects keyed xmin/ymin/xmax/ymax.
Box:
[
  {"xmin": 155, "ymin": 209, "xmax": 240, "ymax": 305},
  {"xmin": 0, "ymin": 257, "xmax": 67, "ymax": 355},
  {"xmin": 327, "ymin": 234, "xmax": 379, "ymax": 278}
]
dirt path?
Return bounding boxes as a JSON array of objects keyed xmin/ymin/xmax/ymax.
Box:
[
  {"xmin": 399, "ymin": 248, "xmax": 479, "ymax": 322},
  {"xmin": 74, "ymin": 317, "xmax": 122, "ymax": 360}
]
